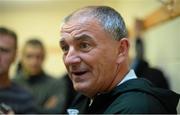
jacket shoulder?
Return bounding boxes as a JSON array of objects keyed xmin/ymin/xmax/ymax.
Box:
[{"xmin": 105, "ymin": 91, "xmax": 167, "ymax": 114}]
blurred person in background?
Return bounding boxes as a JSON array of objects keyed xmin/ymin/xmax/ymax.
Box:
[
  {"xmin": 0, "ymin": 27, "xmax": 37, "ymax": 114},
  {"xmin": 131, "ymin": 19, "xmax": 169, "ymax": 89},
  {"xmin": 13, "ymin": 39, "xmax": 79, "ymax": 113},
  {"xmin": 131, "ymin": 38, "xmax": 170, "ymax": 89},
  {"xmin": 13, "ymin": 39, "xmax": 57, "ymax": 113}
]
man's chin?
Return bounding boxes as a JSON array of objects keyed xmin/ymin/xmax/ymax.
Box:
[
  {"xmin": 74, "ymin": 83, "xmax": 87, "ymax": 92},
  {"xmin": 73, "ymin": 84, "xmax": 94, "ymax": 97}
]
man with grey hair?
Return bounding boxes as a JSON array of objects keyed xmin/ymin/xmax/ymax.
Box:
[{"xmin": 59, "ymin": 6, "xmax": 179, "ymax": 114}]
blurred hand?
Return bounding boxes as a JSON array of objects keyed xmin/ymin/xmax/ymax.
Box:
[{"xmin": 44, "ymin": 95, "xmax": 58, "ymax": 109}]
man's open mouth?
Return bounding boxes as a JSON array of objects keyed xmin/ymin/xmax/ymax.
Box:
[{"xmin": 72, "ymin": 71, "xmax": 88, "ymax": 76}]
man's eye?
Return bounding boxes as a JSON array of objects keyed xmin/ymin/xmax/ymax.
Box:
[
  {"xmin": 79, "ymin": 43, "xmax": 91, "ymax": 51},
  {"xmin": 61, "ymin": 45, "xmax": 69, "ymax": 53},
  {"xmin": 0, "ymin": 47, "xmax": 10, "ymax": 53}
]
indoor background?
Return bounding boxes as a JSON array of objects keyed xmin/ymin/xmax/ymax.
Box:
[{"xmin": 0, "ymin": 0, "xmax": 179, "ymax": 112}]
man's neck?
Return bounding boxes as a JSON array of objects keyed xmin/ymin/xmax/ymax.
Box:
[
  {"xmin": 0, "ymin": 73, "xmax": 11, "ymax": 88},
  {"xmin": 106, "ymin": 64, "xmax": 129, "ymax": 93}
]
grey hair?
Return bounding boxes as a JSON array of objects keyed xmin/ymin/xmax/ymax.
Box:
[{"xmin": 64, "ymin": 6, "xmax": 128, "ymax": 40}]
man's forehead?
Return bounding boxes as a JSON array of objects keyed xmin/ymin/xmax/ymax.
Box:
[
  {"xmin": 0, "ymin": 35, "xmax": 15, "ymax": 44},
  {"xmin": 62, "ymin": 17, "xmax": 95, "ymax": 29},
  {"xmin": 24, "ymin": 45, "xmax": 44, "ymax": 52},
  {"xmin": 0, "ymin": 40, "xmax": 15, "ymax": 51},
  {"xmin": 61, "ymin": 22, "xmax": 82, "ymax": 32},
  {"xmin": 61, "ymin": 18, "xmax": 101, "ymax": 36},
  {"xmin": 61, "ymin": 22, "xmax": 92, "ymax": 38}
]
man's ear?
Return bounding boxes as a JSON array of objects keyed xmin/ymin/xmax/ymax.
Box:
[{"xmin": 116, "ymin": 38, "xmax": 130, "ymax": 64}]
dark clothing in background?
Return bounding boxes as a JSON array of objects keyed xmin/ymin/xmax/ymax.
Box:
[
  {"xmin": 0, "ymin": 82, "xmax": 37, "ymax": 114},
  {"xmin": 69, "ymin": 78, "xmax": 179, "ymax": 114},
  {"xmin": 132, "ymin": 59, "xmax": 169, "ymax": 89},
  {"xmin": 132, "ymin": 37, "xmax": 169, "ymax": 89},
  {"xmin": 44, "ymin": 74, "xmax": 78, "ymax": 113},
  {"xmin": 13, "ymin": 71, "xmax": 55, "ymax": 113}
]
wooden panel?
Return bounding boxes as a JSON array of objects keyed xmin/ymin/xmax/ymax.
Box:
[{"xmin": 143, "ymin": 0, "xmax": 180, "ymax": 30}]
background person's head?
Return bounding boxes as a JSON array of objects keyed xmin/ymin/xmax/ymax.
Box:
[
  {"xmin": 21, "ymin": 39, "xmax": 45, "ymax": 76},
  {"xmin": 135, "ymin": 38, "xmax": 144, "ymax": 60},
  {"xmin": 60, "ymin": 6, "xmax": 130, "ymax": 98},
  {"xmin": 0, "ymin": 27, "xmax": 17, "ymax": 77}
]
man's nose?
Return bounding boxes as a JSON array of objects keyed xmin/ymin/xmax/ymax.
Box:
[{"xmin": 64, "ymin": 48, "xmax": 81, "ymax": 65}]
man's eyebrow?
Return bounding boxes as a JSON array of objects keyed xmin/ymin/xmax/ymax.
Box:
[
  {"xmin": 74, "ymin": 34, "xmax": 93, "ymax": 41},
  {"xmin": 59, "ymin": 34, "xmax": 93, "ymax": 44},
  {"xmin": 0, "ymin": 46, "xmax": 10, "ymax": 52}
]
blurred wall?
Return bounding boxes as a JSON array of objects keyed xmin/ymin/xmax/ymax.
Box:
[{"xmin": 144, "ymin": 17, "xmax": 180, "ymax": 112}]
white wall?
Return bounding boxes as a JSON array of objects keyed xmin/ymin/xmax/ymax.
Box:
[
  {"xmin": 144, "ymin": 17, "xmax": 180, "ymax": 93},
  {"xmin": 144, "ymin": 17, "xmax": 180, "ymax": 112}
]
